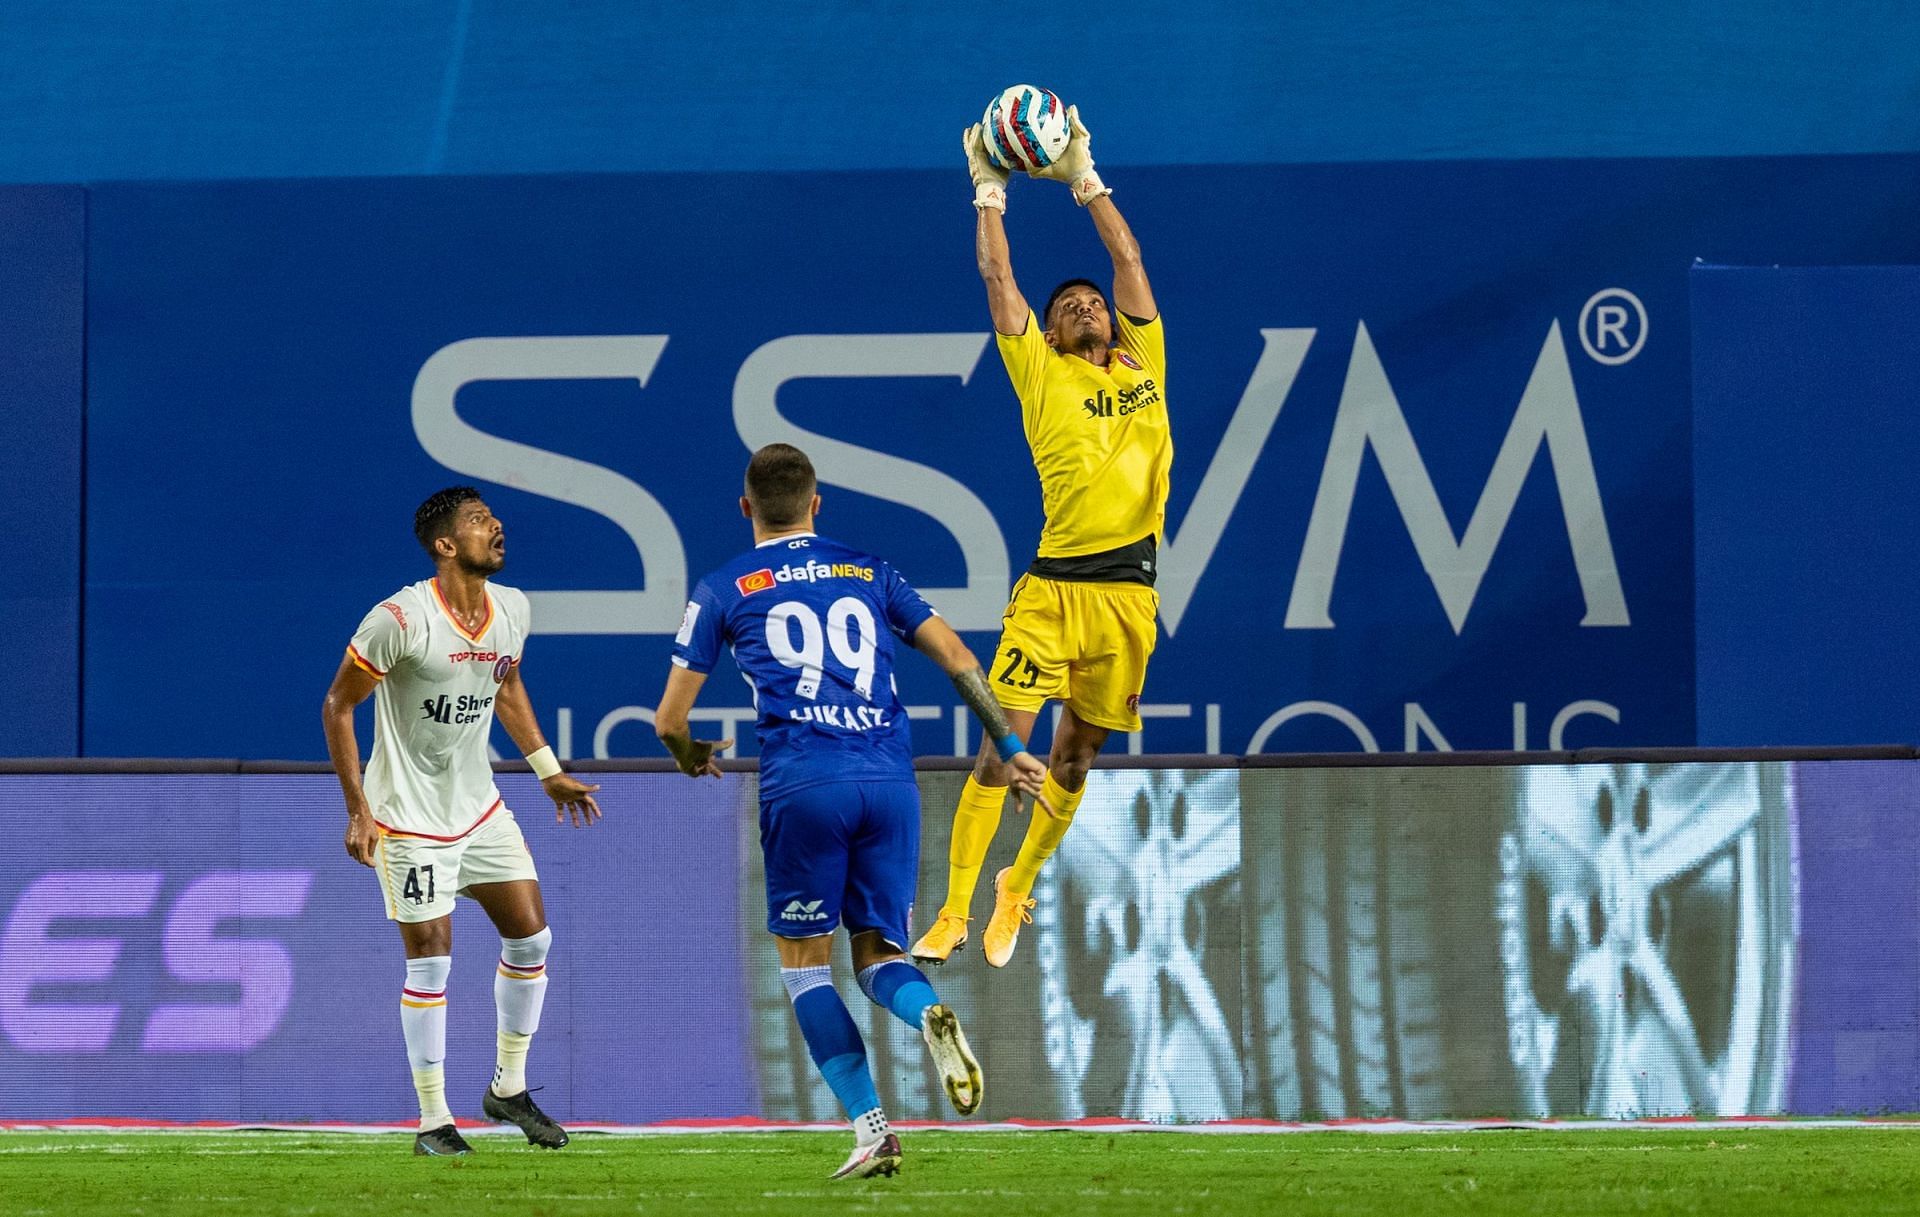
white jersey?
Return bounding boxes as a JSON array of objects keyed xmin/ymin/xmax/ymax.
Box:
[{"xmin": 346, "ymin": 578, "xmax": 531, "ymax": 840}]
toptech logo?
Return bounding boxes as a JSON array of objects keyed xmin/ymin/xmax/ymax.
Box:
[{"xmin": 736, "ymin": 569, "xmax": 776, "ymax": 596}]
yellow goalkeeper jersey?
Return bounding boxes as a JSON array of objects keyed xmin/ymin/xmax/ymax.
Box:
[{"xmin": 995, "ymin": 309, "xmax": 1172, "ymax": 562}]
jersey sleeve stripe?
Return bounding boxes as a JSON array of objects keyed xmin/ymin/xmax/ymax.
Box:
[{"xmin": 346, "ymin": 644, "xmax": 386, "ymax": 678}]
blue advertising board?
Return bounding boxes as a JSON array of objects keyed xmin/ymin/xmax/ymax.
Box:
[
  {"xmin": 75, "ymin": 157, "xmax": 1920, "ymax": 760},
  {"xmin": 1693, "ymin": 264, "xmax": 1920, "ymax": 747},
  {"xmin": 0, "ymin": 772, "xmax": 753, "ymax": 1122},
  {"xmin": 0, "ymin": 760, "xmax": 1913, "ymax": 1122},
  {"xmin": 0, "ymin": 186, "xmax": 84, "ymax": 756}
]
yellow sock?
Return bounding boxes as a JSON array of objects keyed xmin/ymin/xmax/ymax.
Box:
[
  {"xmin": 1005, "ymin": 772, "xmax": 1085, "ymax": 897},
  {"xmin": 941, "ymin": 777, "xmax": 1006, "ymax": 917}
]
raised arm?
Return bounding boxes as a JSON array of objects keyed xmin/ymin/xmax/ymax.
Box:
[
  {"xmin": 1088, "ymin": 196, "xmax": 1155, "ymax": 322},
  {"xmin": 495, "ymin": 663, "xmax": 601, "ymax": 826},
  {"xmin": 321, "ymin": 656, "xmax": 382, "ymax": 867},
  {"xmin": 965, "ymin": 124, "xmax": 1031, "ymax": 335},
  {"xmin": 1035, "ymin": 107, "xmax": 1155, "ymax": 320}
]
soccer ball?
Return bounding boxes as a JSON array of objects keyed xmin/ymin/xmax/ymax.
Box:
[{"xmin": 982, "ymin": 84, "xmax": 1070, "ymax": 174}]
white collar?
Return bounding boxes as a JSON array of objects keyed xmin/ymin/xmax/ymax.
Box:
[{"xmin": 755, "ymin": 530, "xmax": 817, "ymax": 549}]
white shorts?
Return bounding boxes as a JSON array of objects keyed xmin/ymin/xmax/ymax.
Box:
[{"xmin": 375, "ymin": 806, "xmax": 539, "ymax": 924}]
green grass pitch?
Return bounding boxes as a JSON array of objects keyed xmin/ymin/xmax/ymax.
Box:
[{"xmin": 5, "ymin": 1129, "xmax": 1919, "ymax": 1216}]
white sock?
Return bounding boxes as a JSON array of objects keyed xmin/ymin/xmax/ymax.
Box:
[
  {"xmin": 854, "ymin": 1106, "xmax": 890, "ymax": 1148},
  {"xmin": 401, "ymin": 955, "xmax": 452, "ymax": 1130},
  {"xmin": 492, "ymin": 928, "xmax": 551, "ymax": 1097}
]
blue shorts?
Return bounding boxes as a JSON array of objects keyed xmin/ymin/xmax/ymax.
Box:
[{"xmin": 760, "ymin": 779, "xmax": 921, "ymax": 949}]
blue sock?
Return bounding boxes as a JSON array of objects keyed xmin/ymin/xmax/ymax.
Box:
[
  {"xmin": 856, "ymin": 959, "xmax": 940, "ymax": 1031},
  {"xmin": 782, "ymin": 967, "xmax": 880, "ymax": 1120}
]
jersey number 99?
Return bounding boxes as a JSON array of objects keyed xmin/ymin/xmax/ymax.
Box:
[{"xmin": 766, "ymin": 597, "xmax": 878, "ymax": 700}]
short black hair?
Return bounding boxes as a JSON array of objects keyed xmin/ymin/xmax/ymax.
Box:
[
  {"xmin": 414, "ymin": 486, "xmax": 483, "ymax": 556},
  {"xmin": 744, "ymin": 444, "xmax": 817, "ymax": 527},
  {"xmin": 1044, "ymin": 277, "xmax": 1109, "ymax": 328}
]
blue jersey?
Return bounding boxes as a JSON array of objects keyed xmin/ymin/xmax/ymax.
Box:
[{"xmin": 672, "ymin": 533, "xmax": 938, "ymax": 799}]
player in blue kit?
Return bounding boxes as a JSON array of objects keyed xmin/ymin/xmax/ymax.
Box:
[{"xmin": 654, "ymin": 443, "xmax": 1048, "ymax": 1180}]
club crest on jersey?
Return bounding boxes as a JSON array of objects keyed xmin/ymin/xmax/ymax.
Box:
[
  {"xmin": 1126, "ymin": 693, "xmax": 1141, "ymax": 712},
  {"xmin": 1115, "ymin": 350, "xmax": 1142, "ymax": 371},
  {"xmin": 736, "ymin": 568, "xmax": 777, "ymax": 596},
  {"xmin": 492, "ymin": 655, "xmax": 514, "ymax": 682}
]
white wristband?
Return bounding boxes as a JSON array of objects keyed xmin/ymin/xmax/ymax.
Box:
[
  {"xmin": 525, "ymin": 746, "xmax": 562, "ymax": 780},
  {"xmin": 973, "ymin": 182, "xmax": 1006, "ymax": 212},
  {"xmin": 1070, "ymin": 171, "xmax": 1110, "ymax": 207}
]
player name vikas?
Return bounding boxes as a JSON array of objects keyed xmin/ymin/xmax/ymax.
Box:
[{"xmin": 785, "ymin": 704, "xmax": 893, "ymax": 731}]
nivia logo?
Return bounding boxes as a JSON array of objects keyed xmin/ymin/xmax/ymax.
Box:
[{"xmin": 780, "ymin": 899, "xmax": 829, "ymax": 922}]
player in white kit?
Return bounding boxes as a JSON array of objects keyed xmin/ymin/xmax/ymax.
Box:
[{"xmin": 322, "ymin": 487, "xmax": 602, "ymax": 1156}]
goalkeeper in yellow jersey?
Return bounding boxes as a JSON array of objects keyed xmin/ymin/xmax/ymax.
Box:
[{"xmin": 912, "ymin": 105, "xmax": 1169, "ymax": 969}]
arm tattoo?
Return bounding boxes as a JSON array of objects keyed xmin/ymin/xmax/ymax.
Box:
[{"xmin": 951, "ymin": 666, "xmax": 1014, "ymax": 743}]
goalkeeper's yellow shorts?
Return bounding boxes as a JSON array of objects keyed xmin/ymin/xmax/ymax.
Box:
[{"xmin": 987, "ymin": 574, "xmax": 1159, "ymax": 732}]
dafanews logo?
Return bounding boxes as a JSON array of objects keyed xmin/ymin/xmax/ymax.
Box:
[
  {"xmin": 780, "ymin": 898, "xmax": 829, "ymax": 924},
  {"xmin": 736, "ymin": 568, "xmax": 776, "ymax": 596},
  {"xmin": 776, "ymin": 559, "xmax": 874, "ymax": 585}
]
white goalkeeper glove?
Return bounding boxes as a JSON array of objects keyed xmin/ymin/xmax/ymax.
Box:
[
  {"xmin": 1031, "ymin": 105, "xmax": 1110, "ymax": 206},
  {"xmin": 964, "ymin": 123, "xmax": 1010, "ymax": 212}
]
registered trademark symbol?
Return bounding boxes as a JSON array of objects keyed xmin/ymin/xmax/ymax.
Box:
[{"xmin": 1579, "ymin": 288, "xmax": 1647, "ymax": 365}]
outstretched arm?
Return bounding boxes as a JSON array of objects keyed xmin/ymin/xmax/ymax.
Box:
[
  {"xmin": 496, "ymin": 664, "xmax": 602, "ymax": 826},
  {"xmin": 655, "ymin": 666, "xmax": 733, "ymax": 778},
  {"xmin": 910, "ymin": 617, "xmax": 1049, "ymax": 808},
  {"xmin": 965, "ymin": 124, "xmax": 1031, "ymax": 336},
  {"xmin": 1035, "ymin": 106, "xmax": 1156, "ymax": 320},
  {"xmin": 977, "ymin": 207, "xmax": 1032, "ymax": 336},
  {"xmin": 1088, "ymin": 196, "xmax": 1155, "ymax": 322}
]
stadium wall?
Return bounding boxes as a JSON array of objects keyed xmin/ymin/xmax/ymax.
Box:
[
  {"xmin": 0, "ymin": 753, "xmax": 1908, "ymax": 1122},
  {"xmin": 4, "ymin": 5, "xmax": 1920, "ymax": 182},
  {"xmin": 6, "ymin": 159, "xmax": 1920, "ymax": 760}
]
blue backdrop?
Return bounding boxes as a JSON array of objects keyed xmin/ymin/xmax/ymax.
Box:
[
  {"xmin": 71, "ymin": 156, "xmax": 1920, "ymax": 759},
  {"xmin": 4, "ymin": 4, "xmax": 1920, "ymax": 182},
  {"xmin": 0, "ymin": 187, "xmax": 84, "ymax": 756},
  {"xmin": 1692, "ymin": 264, "xmax": 1920, "ymax": 747}
]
